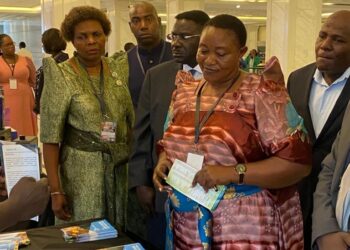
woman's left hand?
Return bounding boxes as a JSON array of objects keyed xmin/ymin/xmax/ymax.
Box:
[{"xmin": 192, "ymin": 165, "xmax": 235, "ymax": 192}]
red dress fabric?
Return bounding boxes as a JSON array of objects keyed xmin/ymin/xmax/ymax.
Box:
[{"xmin": 160, "ymin": 69, "xmax": 311, "ymax": 249}]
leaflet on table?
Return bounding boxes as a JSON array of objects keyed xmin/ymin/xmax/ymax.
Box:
[
  {"xmin": 0, "ymin": 231, "xmax": 30, "ymax": 249},
  {"xmin": 0, "ymin": 240, "xmax": 17, "ymax": 250},
  {"xmin": 166, "ymin": 159, "xmax": 226, "ymax": 211},
  {"xmin": 0, "ymin": 144, "xmax": 40, "ymax": 221},
  {"xmin": 61, "ymin": 219, "xmax": 118, "ymax": 243},
  {"xmin": 98, "ymin": 243, "xmax": 145, "ymax": 250}
]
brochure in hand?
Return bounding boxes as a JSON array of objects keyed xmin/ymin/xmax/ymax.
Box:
[
  {"xmin": 61, "ymin": 219, "xmax": 118, "ymax": 243},
  {"xmin": 0, "ymin": 231, "xmax": 30, "ymax": 250},
  {"xmin": 166, "ymin": 159, "xmax": 226, "ymax": 211}
]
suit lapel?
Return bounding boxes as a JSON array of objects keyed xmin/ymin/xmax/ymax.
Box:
[
  {"xmin": 317, "ymin": 77, "xmax": 350, "ymax": 141},
  {"xmin": 332, "ymin": 104, "xmax": 350, "ymax": 195},
  {"xmin": 301, "ymin": 65, "xmax": 317, "ymax": 142}
]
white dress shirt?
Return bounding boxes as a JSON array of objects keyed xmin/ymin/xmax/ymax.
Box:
[
  {"xmin": 183, "ymin": 64, "xmax": 202, "ymax": 80},
  {"xmin": 309, "ymin": 67, "xmax": 350, "ymax": 138}
]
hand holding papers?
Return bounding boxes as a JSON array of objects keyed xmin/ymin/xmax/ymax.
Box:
[
  {"xmin": 1, "ymin": 144, "xmax": 40, "ymax": 194},
  {"xmin": 166, "ymin": 159, "xmax": 226, "ymax": 211},
  {"xmin": 0, "ymin": 144, "xmax": 43, "ymax": 222}
]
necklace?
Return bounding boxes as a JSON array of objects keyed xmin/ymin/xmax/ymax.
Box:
[{"xmin": 194, "ymin": 71, "xmax": 241, "ymax": 144}]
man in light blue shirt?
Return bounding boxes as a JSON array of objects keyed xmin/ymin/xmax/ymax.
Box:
[{"xmin": 287, "ymin": 10, "xmax": 350, "ymax": 249}]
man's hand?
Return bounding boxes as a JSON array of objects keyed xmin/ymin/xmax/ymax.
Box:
[
  {"xmin": 317, "ymin": 232, "xmax": 350, "ymax": 250},
  {"xmin": 136, "ymin": 185, "xmax": 155, "ymax": 215},
  {"xmin": 9, "ymin": 177, "xmax": 50, "ymax": 222}
]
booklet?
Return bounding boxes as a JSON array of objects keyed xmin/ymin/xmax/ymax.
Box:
[
  {"xmin": 1, "ymin": 144, "xmax": 40, "ymax": 193},
  {"xmin": 98, "ymin": 243, "xmax": 145, "ymax": 250},
  {"xmin": 0, "ymin": 144, "xmax": 41, "ymax": 221},
  {"xmin": 166, "ymin": 159, "xmax": 226, "ymax": 211},
  {"xmin": 61, "ymin": 219, "xmax": 118, "ymax": 243},
  {"xmin": 0, "ymin": 231, "xmax": 30, "ymax": 250}
]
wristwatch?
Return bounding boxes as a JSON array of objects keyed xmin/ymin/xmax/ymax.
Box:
[{"xmin": 235, "ymin": 163, "xmax": 247, "ymax": 185}]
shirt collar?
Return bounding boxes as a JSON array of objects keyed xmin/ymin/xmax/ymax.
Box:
[
  {"xmin": 137, "ymin": 40, "xmax": 165, "ymax": 56},
  {"xmin": 313, "ymin": 67, "xmax": 350, "ymax": 87},
  {"xmin": 183, "ymin": 64, "xmax": 202, "ymax": 74}
]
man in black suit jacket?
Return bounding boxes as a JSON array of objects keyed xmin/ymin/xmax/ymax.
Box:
[
  {"xmin": 287, "ymin": 10, "xmax": 350, "ymax": 249},
  {"xmin": 128, "ymin": 10, "xmax": 210, "ymax": 250}
]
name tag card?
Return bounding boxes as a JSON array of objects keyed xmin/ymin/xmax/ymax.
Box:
[{"xmin": 9, "ymin": 78, "xmax": 17, "ymax": 89}]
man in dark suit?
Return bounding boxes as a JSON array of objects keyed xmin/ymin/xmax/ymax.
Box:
[
  {"xmin": 312, "ymin": 100, "xmax": 350, "ymax": 250},
  {"xmin": 287, "ymin": 10, "xmax": 350, "ymax": 249},
  {"xmin": 128, "ymin": 10, "xmax": 210, "ymax": 250},
  {"xmin": 127, "ymin": 1, "xmax": 173, "ymax": 109}
]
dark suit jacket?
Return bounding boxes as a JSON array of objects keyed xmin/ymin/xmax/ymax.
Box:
[
  {"xmin": 287, "ymin": 63, "xmax": 350, "ymax": 247},
  {"xmin": 129, "ymin": 60, "xmax": 181, "ymax": 212},
  {"xmin": 127, "ymin": 41, "xmax": 173, "ymax": 108},
  {"xmin": 312, "ymin": 100, "xmax": 350, "ymax": 245}
]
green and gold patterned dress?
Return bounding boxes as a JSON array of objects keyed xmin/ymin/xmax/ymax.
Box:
[{"xmin": 40, "ymin": 54, "xmax": 134, "ymax": 228}]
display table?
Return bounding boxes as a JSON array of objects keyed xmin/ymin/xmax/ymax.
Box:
[{"xmin": 23, "ymin": 219, "xmax": 134, "ymax": 250}]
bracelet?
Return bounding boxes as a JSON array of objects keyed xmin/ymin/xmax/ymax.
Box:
[{"xmin": 50, "ymin": 191, "xmax": 66, "ymax": 196}]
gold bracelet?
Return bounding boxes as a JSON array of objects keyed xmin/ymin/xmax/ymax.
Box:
[{"xmin": 50, "ymin": 191, "xmax": 65, "ymax": 196}]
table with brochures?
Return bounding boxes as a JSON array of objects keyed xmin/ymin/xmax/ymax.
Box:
[{"xmin": 22, "ymin": 219, "xmax": 134, "ymax": 250}]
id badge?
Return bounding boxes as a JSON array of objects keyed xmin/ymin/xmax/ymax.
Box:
[
  {"xmin": 9, "ymin": 78, "xmax": 17, "ymax": 89},
  {"xmin": 186, "ymin": 152, "xmax": 204, "ymax": 171},
  {"xmin": 100, "ymin": 121, "xmax": 116, "ymax": 142}
]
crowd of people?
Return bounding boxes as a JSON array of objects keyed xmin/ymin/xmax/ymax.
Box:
[{"xmin": 0, "ymin": 1, "xmax": 350, "ymax": 250}]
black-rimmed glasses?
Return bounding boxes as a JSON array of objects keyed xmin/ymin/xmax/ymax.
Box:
[{"xmin": 166, "ymin": 33, "xmax": 201, "ymax": 41}]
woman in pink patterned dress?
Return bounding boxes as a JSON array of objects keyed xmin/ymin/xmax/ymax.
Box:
[
  {"xmin": 153, "ymin": 15, "xmax": 312, "ymax": 250},
  {"xmin": 0, "ymin": 34, "xmax": 37, "ymax": 136}
]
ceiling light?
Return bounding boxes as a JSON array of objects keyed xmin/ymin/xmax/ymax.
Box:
[
  {"xmin": 209, "ymin": 15, "xmax": 266, "ymax": 21},
  {"xmin": 219, "ymin": 0, "xmax": 247, "ymax": 2},
  {"xmin": 322, "ymin": 12, "xmax": 332, "ymax": 18},
  {"xmin": 236, "ymin": 5, "xmax": 241, "ymax": 8},
  {"xmin": 0, "ymin": 5, "xmax": 41, "ymax": 14}
]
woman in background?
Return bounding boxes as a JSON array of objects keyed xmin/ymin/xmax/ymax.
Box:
[
  {"xmin": 40, "ymin": 6, "xmax": 134, "ymax": 227},
  {"xmin": 0, "ymin": 34, "xmax": 37, "ymax": 136},
  {"xmin": 34, "ymin": 28, "xmax": 69, "ymax": 114},
  {"xmin": 154, "ymin": 14, "xmax": 311, "ymax": 249},
  {"xmin": 244, "ymin": 48, "xmax": 261, "ymax": 72}
]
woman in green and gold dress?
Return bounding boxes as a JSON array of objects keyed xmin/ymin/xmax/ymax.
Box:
[{"xmin": 40, "ymin": 6, "xmax": 134, "ymax": 228}]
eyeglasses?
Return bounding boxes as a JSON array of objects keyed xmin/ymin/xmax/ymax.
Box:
[{"xmin": 166, "ymin": 33, "xmax": 200, "ymax": 41}]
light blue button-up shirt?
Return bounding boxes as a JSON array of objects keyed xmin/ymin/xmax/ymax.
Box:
[
  {"xmin": 183, "ymin": 64, "xmax": 203, "ymax": 80},
  {"xmin": 309, "ymin": 67, "xmax": 350, "ymax": 138}
]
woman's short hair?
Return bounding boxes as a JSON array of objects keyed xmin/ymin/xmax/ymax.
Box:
[
  {"xmin": 205, "ymin": 14, "xmax": 247, "ymax": 47},
  {"xmin": 0, "ymin": 34, "xmax": 10, "ymax": 47},
  {"xmin": 61, "ymin": 6, "xmax": 111, "ymax": 42},
  {"xmin": 42, "ymin": 28, "xmax": 67, "ymax": 54}
]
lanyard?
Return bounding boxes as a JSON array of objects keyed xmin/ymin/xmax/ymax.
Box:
[
  {"xmin": 136, "ymin": 40, "xmax": 166, "ymax": 76},
  {"xmin": 194, "ymin": 72, "xmax": 241, "ymax": 144},
  {"xmin": 2, "ymin": 56, "xmax": 16, "ymax": 76},
  {"xmin": 77, "ymin": 57, "xmax": 108, "ymax": 118}
]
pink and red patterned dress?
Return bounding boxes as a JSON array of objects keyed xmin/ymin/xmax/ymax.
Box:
[{"xmin": 159, "ymin": 64, "xmax": 311, "ymax": 249}]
